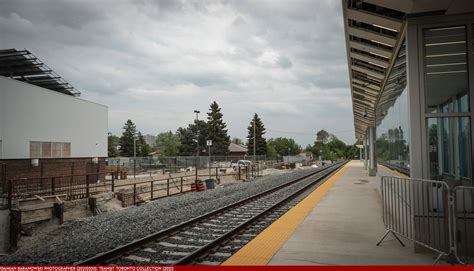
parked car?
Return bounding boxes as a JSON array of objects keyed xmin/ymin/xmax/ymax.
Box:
[{"xmin": 231, "ymin": 160, "xmax": 252, "ymax": 170}]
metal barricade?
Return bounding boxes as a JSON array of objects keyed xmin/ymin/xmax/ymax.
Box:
[
  {"xmin": 377, "ymin": 176, "xmax": 452, "ymax": 264},
  {"xmin": 452, "ymin": 186, "xmax": 474, "ymax": 264}
]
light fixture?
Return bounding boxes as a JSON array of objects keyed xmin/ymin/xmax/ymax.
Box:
[
  {"xmin": 363, "ymin": 109, "xmax": 368, "ymax": 118},
  {"xmin": 31, "ymin": 159, "xmax": 39, "ymax": 167},
  {"xmin": 92, "ymin": 157, "xmax": 99, "ymax": 164}
]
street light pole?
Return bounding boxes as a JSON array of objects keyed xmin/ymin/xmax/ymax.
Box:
[
  {"xmin": 133, "ymin": 135, "xmax": 137, "ymax": 178},
  {"xmin": 194, "ymin": 110, "xmax": 200, "ymax": 181},
  {"xmin": 253, "ymin": 117, "xmax": 256, "ymax": 162},
  {"xmin": 194, "ymin": 110, "xmax": 200, "ymax": 157}
]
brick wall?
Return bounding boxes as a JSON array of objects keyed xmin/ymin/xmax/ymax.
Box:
[{"xmin": 0, "ymin": 158, "xmax": 106, "ymax": 182}]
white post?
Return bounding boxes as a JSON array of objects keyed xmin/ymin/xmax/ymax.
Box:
[{"xmin": 208, "ymin": 145, "xmax": 211, "ymax": 179}]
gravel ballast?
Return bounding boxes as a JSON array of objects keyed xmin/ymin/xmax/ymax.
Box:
[{"xmin": 0, "ymin": 167, "xmax": 321, "ymax": 265}]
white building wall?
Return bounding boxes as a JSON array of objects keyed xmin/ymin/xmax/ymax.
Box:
[
  {"xmin": 0, "ymin": 84, "xmax": 4, "ymax": 158},
  {"xmin": 0, "ymin": 76, "xmax": 108, "ymax": 159}
]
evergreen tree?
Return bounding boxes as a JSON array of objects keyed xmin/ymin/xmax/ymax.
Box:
[
  {"xmin": 108, "ymin": 133, "xmax": 120, "ymax": 157},
  {"xmin": 177, "ymin": 126, "xmax": 195, "ymax": 156},
  {"xmin": 206, "ymin": 101, "xmax": 230, "ymax": 155},
  {"xmin": 176, "ymin": 120, "xmax": 209, "ymax": 156},
  {"xmin": 246, "ymin": 113, "xmax": 267, "ymax": 156},
  {"xmin": 137, "ymin": 131, "xmax": 150, "ymax": 156},
  {"xmin": 119, "ymin": 119, "xmax": 138, "ymax": 157}
]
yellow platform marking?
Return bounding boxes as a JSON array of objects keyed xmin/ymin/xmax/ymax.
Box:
[{"xmin": 222, "ymin": 161, "xmax": 351, "ymax": 266}]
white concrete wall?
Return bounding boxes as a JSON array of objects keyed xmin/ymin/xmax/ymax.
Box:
[
  {"xmin": 0, "ymin": 82, "xmax": 4, "ymax": 158},
  {"xmin": 0, "ymin": 76, "xmax": 108, "ymax": 158}
]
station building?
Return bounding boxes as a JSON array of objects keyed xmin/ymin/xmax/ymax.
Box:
[
  {"xmin": 342, "ymin": 0, "xmax": 474, "ymax": 186},
  {"xmin": 0, "ymin": 49, "xmax": 108, "ymax": 180}
]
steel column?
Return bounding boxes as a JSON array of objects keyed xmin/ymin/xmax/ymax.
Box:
[{"xmin": 369, "ymin": 127, "xmax": 376, "ymax": 176}]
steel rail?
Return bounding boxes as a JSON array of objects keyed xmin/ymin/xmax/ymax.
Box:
[
  {"xmin": 175, "ymin": 160, "xmax": 347, "ymax": 265},
  {"xmin": 74, "ymin": 161, "xmax": 347, "ymax": 266}
]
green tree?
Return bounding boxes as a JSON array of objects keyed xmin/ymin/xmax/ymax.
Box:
[
  {"xmin": 327, "ymin": 136, "xmax": 346, "ymax": 160},
  {"xmin": 119, "ymin": 119, "xmax": 138, "ymax": 157},
  {"xmin": 246, "ymin": 113, "xmax": 267, "ymax": 156},
  {"xmin": 137, "ymin": 131, "xmax": 150, "ymax": 156},
  {"xmin": 176, "ymin": 126, "xmax": 196, "ymax": 156},
  {"xmin": 176, "ymin": 120, "xmax": 209, "ymax": 156},
  {"xmin": 316, "ymin": 129, "xmax": 330, "ymax": 144},
  {"xmin": 267, "ymin": 137, "xmax": 302, "ymax": 156},
  {"xmin": 156, "ymin": 131, "xmax": 181, "ymax": 157},
  {"xmin": 206, "ymin": 101, "xmax": 230, "ymax": 155},
  {"xmin": 108, "ymin": 133, "xmax": 120, "ymax": 157},
  {"xmin": 266, "ymin": 144, "xmax": 278, "ymax": 159}
]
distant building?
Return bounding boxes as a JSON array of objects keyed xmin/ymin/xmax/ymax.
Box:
[
  {"xmin": 228, "ymin": 142, "xmax": 247, "ymax": 157},
  {"xmin": 144, "ymin": 134, "xmax": 157, "ymax": 147}
]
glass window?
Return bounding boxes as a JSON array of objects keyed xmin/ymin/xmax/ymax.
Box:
[
  {"xmin": 62, "ymin": 143, "xmax": 71, "ymax": 157},
  {"xmin": 41, "ymin": 142, "xmax": 51, "ymax": 158},
  {"xmin": 423, "ymin": 26, "xmax": 469, "ymax": 113},
  {"xmin": 30, "ymin": 141, "xmax": 41, "ymax": 158},
  {"xmin": 52, "ymin": 142, "xmax": 62, "ymax": 158},
  {"xmin": 427, "ymin": 117, "xmax": 472, "ymax": 183}
]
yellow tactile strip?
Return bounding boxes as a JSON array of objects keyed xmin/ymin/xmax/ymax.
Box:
[{"xmin": 222, "ymin": 161, "xmax": 351, "ymax": 266}]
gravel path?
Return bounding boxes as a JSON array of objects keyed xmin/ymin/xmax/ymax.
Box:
[{"xmin": 0, "ymin": 168, "xmax": 319, "ymax": 265}]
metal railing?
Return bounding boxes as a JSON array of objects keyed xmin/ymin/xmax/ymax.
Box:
[
  {"xmin": 452, "ymin": 186, "xmax": 474, "ymax": 264},
  {"xmin": 106, "ymin": 155, "xmax": 270, "ymax": 177},
  {"xmin": 377, "ymin": 175, "xmax": 473, "ymax": 265},
  {"xmin": 2, "ymin": 161, "xmax": 274, "ymax": 209}
]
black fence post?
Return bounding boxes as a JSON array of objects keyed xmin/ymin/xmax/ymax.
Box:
[
  {"xmin": 111, "ymin": 174, "xmax": 115, "ymax": 192},
  {"xmin": 150, "ymin": 181, "xmax": 154, "ymax": 200},
  {"xmin": 7, "ymin": 180, "xmax": 12, "ymax": 210},
  {"xmin": 195, "ymin": 161, "xmax": 198, "ymax": 181},
  {"xmin": 238, "ymin": 166, "xmax": 241, "ymax": 180},
  {"xmin": 180, "ymin": 177, "xmax": 183, "ymax": 193},
  {"xmin": 9, "ymin": 209, "xmax": 21, "ymax": 252},
  {"xmin": 134, "ymin": 159, "xmax": 136, "ymax": 179},
  {"xmin": 51, "ymin": 177, "xmax": 56, "ymax": 195},
  {"xmin": 53, "ymin": 202, "xmax": 64, "ymax": 224},
  {"xmin": 133, "ymin": 183, "xmax": 137, "ymax": 206},
  {"xmin": 167, "ymin": 179, "xmax": 170, "ymax": 196},
  {"xmin": 86, "ymin": 174, "xmax": 90, "ymax": 198}
]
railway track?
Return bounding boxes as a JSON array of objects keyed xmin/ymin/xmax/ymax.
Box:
[{"xmin": 75, "ymin": 161, "xmax": 347, "ymax": 266}]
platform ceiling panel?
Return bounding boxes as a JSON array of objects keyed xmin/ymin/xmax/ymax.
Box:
[{"xmin": 342, "ymin": 0, "xmax": 406, "ymax": 139}]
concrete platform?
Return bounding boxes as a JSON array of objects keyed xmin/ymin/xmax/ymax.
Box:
[
  {"xmin": 224, "ymin": 160, "xmax": 438, "ymax": 266},
  {"xmin": 269, "ymin": 160, "xmax": 434, "ymax": 265}
]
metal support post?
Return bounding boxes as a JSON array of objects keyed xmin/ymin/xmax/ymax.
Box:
[
  {"xmin": 363, "ymin": 137, "xmax": 368, "ymax": 170},
  {"xmin": 368, "ymin": 127, "xmax": 376, "ymax": 176}
]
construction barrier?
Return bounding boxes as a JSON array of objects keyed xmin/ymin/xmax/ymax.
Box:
[{"xmin": 196, "ymin": 180, "xmax": 205, "ymax": 192}]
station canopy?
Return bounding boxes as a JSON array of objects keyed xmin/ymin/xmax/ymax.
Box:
[
  {"xmin": 343, "ymin": 0, "xmax": 474, "ymax": 140},
  {"xmin": 0, "ymin": 48, "xmax": 80, "ymax": 96}
]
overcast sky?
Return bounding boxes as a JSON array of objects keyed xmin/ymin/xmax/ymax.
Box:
[{"xmin": 0, "ymin": 0, "xmax": 355, "ymax": 146}]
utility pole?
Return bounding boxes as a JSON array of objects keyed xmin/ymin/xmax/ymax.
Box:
[
  {"xmin": 133, "ymin": 135, "xmax": 137, "ymax": 178},
  {"xmin": 253, "ymin": 117, "xmax": 256, "ymax": 162},
  {"xmin": 194, "ymin": 110, "xmax": 200, "ymax": 178},
  {"xmin": 194, "ymin": 110, "xmax": 200, "ymax": 157}
]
